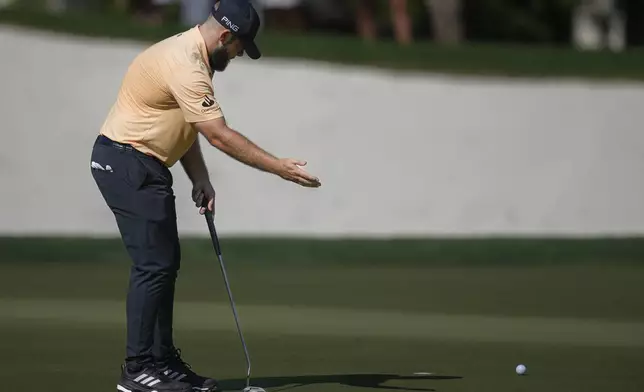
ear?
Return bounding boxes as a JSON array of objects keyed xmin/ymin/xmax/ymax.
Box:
[
  {"xmin": 219, "ymin": 30, "xmax": 235, "ymax": 45},
  {"xmin": 224, "ymin": 33, "xmax": 238, "ymax": 46}
]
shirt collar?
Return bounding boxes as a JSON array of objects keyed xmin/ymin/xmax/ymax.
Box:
[{"xmin": 193, "ymin": 25, "xmax": 213, "ymax": 76}]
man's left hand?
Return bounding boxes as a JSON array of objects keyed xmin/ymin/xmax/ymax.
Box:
[{"xmin": 192, "ymin": 180, "xmax": 216, "ymax": 215}]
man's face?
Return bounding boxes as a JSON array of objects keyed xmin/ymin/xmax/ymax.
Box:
[{"xmin": 210, "ymin": 33, "xmax": 245, "ymax": 72}]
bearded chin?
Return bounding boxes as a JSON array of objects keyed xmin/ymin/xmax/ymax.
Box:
[{"xmin": 209, "ymin": 47, "xmax": 230, "ymax": 72}]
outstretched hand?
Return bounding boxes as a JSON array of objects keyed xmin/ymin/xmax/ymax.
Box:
[{"xmin": 277, "ymin": 159, "xmax": 321, "ymax": 188}]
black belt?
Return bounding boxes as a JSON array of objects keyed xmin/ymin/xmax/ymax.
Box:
[
  {"xmin": 96, "ymin": 134, "xmax": 157, "ymax": 160},
  {"xmin": 96, "ymin": 134, "xmax": 136, "ymax": 151}
]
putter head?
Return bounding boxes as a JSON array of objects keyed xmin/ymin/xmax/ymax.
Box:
[{"xmin": 243, "ymin": 387, "xmax": 266, "ymax": 392}]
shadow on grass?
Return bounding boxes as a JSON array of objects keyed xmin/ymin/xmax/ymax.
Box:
[{"xmin": 218, "ymin": 373, "xmax": 463, "ymax": 391}]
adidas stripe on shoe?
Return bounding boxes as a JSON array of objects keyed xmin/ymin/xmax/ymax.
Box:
[
  {"xmin": 157, "ymin": 348, "xmax": 220, "ymax": 392},
  {"xmin": 117, "ymin": 363, "xmax": 192, "ymax": 392}
]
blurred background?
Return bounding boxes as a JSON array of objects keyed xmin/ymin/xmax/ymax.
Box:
[
  {"xmin": 2, "ymin": 0, "xmax": 644, "ymax": 49},
  {"xmin": 1, "ymin": 0, "xmax": 644, "ymax": 238},
  {"xmin": 0, "ymin": 0, "xmax": 643, "ymax": 254}
]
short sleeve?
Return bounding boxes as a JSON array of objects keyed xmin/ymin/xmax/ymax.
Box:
[{"xmin": 167, "ymin": 67, "xmax": 224, "ymax": 123}]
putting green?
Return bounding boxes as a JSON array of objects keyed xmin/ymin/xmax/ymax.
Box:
[
  {"xmin": 1, "ymin": 259, "xmax": 643, "ymax": 392},
  {"xmin": 2, "ymin": 298, "xmax": 643, "ymax": 348}
]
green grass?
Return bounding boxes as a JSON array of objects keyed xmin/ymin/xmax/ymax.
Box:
[
  {"xmin": 2, "ymin": 236, "xmax": 644, "ymax": 265},
  {"xmin": 3, "ymin": 7, "xmax": 644, "ymax": 80},
  {"xmin": 2, "ymin": 322, "xmax": 644, "ymax": 392},
  {"xmin": 4, "ymin": 322, "xmax": 643, "ymax": 392},
  {"xmin": 1, "ymin": 256, "xmax": 643, "ymax": 392},
  {"xmin": 2, "ymin": 253, "xmax": 644, "ymax": 320}
]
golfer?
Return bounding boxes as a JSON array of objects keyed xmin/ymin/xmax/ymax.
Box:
[{"xmin": 89, "ymin": 1, "xmax": 321, "ymax": 391}]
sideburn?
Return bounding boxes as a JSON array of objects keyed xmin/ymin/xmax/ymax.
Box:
[
  {"xmin": 208, "ymin": 36, "xmax": 236, "ymax": 72},
  {"xmin": 209, "ymin": 47, "xmax": 230, "ymax": 72}
]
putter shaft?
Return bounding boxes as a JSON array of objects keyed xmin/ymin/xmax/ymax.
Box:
[{"xmin": 205, "ymin": 211, "xmax": 252, "ymax": 388}]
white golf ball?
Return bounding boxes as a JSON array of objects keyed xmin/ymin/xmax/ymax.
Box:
[{"xmin": 516, "ymin": 364, "xmax": 527, "ymax": 375}]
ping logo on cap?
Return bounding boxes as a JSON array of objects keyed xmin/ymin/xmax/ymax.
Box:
[{"xmin": 221, "ymin": 16, "xmax": 239, "ymax": 32}]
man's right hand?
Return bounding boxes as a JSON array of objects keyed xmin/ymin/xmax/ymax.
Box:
[{"xmin": 277, "ymin": 159, "xmax": 321, "ymax": 188}]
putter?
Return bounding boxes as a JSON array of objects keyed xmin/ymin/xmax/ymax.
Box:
[{"xmin": 204, "ymin": 209, "xmax": 266, "ymax": 392}]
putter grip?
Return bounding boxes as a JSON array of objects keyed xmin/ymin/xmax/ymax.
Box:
[{"xmin": 204, "ymin": 210, "xmax": 223, "ymax": 256}]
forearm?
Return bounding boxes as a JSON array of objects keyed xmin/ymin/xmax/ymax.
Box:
[
  {"xmin": 208, "ymin": 127, "xmax": 281, "ymax": 174},
  {"xmin": 180, "ymin": 138, "xmax": 210, "ymax": 184}
]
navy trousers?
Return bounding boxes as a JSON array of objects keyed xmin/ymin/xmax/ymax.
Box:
[{"xmin": 90, "ymin": 134, "xmax": 180, "ymax": 367}]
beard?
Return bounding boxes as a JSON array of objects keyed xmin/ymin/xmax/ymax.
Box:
[{"xmin": 209, "ymin": 45, "xmax": 231, "ymax": 72}]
